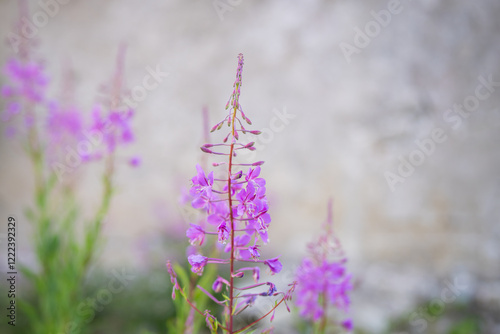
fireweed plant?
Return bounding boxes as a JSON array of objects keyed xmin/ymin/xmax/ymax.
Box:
[
  {"xmin": 2, "ymin": 4, "xmax": 138, "ymax": 332},
  {"xmin": 294, "ymin": 200, "xmax": 353, "ymax": 333},
  {"xmin": 167, "ymin": 54, "xmax": 295, "ymax": 333}
]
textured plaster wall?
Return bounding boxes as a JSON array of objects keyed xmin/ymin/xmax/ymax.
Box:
[{"xmin": 0, "ymin": 0, "xmax": 499, "ymax": 330}]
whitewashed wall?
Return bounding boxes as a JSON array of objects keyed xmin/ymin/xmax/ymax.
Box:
[{"xmin": 1, "ymin": 0, "xmax": 499, "ymax": 331}]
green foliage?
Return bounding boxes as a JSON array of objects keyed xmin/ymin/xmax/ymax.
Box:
[
  {"xmin": 448, "ymin": 318, "xmax": 481, "ymax": 334},
  {"xmin": 383, "ymin": 299, "xmax": 484, "ymax": 334},
  {"xmin": 167, "ymin": 260, "xmax": 220, "ymax": 333},
  {"xmin": 19, "ymin": 136, "xmax": 115, "ymax": 334}
]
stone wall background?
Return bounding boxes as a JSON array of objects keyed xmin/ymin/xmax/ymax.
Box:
[{"xmin": 1, "ymin": 0, "xmax": 499, "ymax": 332}]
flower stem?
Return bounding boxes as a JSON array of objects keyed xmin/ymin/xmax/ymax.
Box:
[
  {"xmin": 227, "ymin": 103, "xmax": 238, "ymax": 333},
  {"xmin": 318, "ymin": 291, "xmax": 328, "ymax": 334}
]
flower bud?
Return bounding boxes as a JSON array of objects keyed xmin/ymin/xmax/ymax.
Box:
[
  {"xmin": 201, "ymin": 146, "xmax": 212, "ymax": 153},
  {"xmin": 253, "ymin": 267, "xmax": 260, "ymax": 283},
  {"xmin": 231, "ymin": 170, "xmax": 243, "ymax": 179},
  {"xmin": 212, "ymin": 277, "xmax": 224, "ymax": 293},
  {"xmin": 232, "ymin": 271, "xmax": 244, "ymax": 278}
]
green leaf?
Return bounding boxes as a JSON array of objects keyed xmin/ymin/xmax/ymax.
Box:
[
  {"xmin": 19, "ymin": 264, "xmax": 38, "ymax": 283},
  {"xmin": 174, "ymin": 263, "xmax": 190, "ymax": 289},
  {"xmin": 24, "ymin": 207, "xmax": 36, "ymax": 222},
  {"xmin": 18, "ymin": 299, "xmax": 39, "ymax": 324}
]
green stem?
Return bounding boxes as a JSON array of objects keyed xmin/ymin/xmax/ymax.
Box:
[
  {"xmin": 317, "ymin": 291, "xmax": 328, "ymax": 334},
  {"xmin": 82, "ymin": 154, "xmax": 114, "ymax": 269}
]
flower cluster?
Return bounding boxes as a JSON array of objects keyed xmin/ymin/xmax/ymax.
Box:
[
  {"xmin": 170, "ymin": 53, "xmax": 294, "ymax": 333},
  {"xmin": 1, "ymin": 3, "xmax": 140, "ymax": 333},
  {"xmin": 187, "ymin": 55, "xmax": 280, "ymax": 279},
  {"xmin": 294, "ymin": 200, "xmax": 353, "ymax": 332},
  {"xmin": 89, "ymin": 106, "xmax": 135, "ymax": 156},
  {"xmin": 46, "ymin": 103, "xmax": 84, "ymax": 147},
  {"xmin": 1, "ymin": 58, "xmax": 49, "ymax": 135},
  {"xmin": 2, "ymin": 38, "xmax": 138, "ymax": 171},
  {"xmin": 188, "ymin": 164, "xmax": 273, "ymax": 262},
  {"xmin": 85, "ymin": 45, "xmax": 137, "ymax": 163}
]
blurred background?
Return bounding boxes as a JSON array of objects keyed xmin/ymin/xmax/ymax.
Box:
[{"xmin": 1, "ymin": 0, "xmax": 499, "ymax": 333}]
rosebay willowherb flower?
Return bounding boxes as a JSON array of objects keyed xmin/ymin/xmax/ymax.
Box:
[
  {"xmin": 294, "ymin": 200, "xmax": 353, "ymax": 333},
  {"xmin": 1, "ymin": 56, "xmax": 49, "ymax": 138},
  {"xmin": 168, "ymin": 53, "xmax": 295, "ymax": 334},
  {"xmin": 2, "ymin": 3, "xmax": 140, "ymax": 330}
]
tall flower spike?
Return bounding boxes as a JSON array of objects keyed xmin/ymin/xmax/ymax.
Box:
[
  {"xmin": 294, "ymin": 200, "xmax": 353, "ymax": 332},
  {"xmin": 175, "ymin": 54, "xmax": 291, "ymax": 334}
]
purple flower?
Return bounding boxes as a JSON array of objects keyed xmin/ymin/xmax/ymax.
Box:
[
  {"xmin": 110, "ymin": 110, "xmax": 134, "ymax": 142},
  {"xmin": 236, "ymin": 182, "xmax": 261, "ymax": 218},
  {"xmin": 254, "ymin": 206, "xmax": 271, "ymax": 232},
  {"xmin": 188, "ymin": 254, "xmax": 208, "ymax": 275},
  {"xmin": 190, "ymin": 164, "xmax": 215, "ymax": 211},
  {"xmin": 295, "ymin": 257, "xmax": 352, "ymax": 322},
  {"xmin": 1, "ymin": 58, "xmax": 49, "ymax": 134},
  {"xmin": 129, "ymin": 156, "xmax": 141, "ymax": 167},
  {"xmin": 223, "ymin": 179, "xmax": 244, "ymax": 196},
  {"xmin": 212, "ymin": 276, "xmax": 226, "ymax": 293},
  {"xmin": 190, "ymin": 164, "xmax": 213, "ymax": 195},
  {"xmin": 186, "ymin": 224, "xmax": 205, "ymax": 246},
  {"xmin": 89, "ymin": 106, "xmax": 135, "ymax": 155},
  {"xmin": 242, "ymin": 295, "xmax": 257, "ymax": 307},
  {"xmin": 342, "ymin": 318, "xmax": 353, "ymax": 331},
  {"xmin": 246, "ymin": 218, "xmax": 270, "ymax": 244},
  {"xmin": 217, "ymin": 221, "xmax": 229, "ymax": 244},
  {"xmin": 207, "ymin": 212, "xmax": 226, "ymax": 227},
  {"xmin": 260, "ymin": 282, "xmax": 277, "ymax": 296},
  {"xmin": 264, "ymin": 257, "xmax": 282, "ymax": 274},
  {"xmin": 192, "ymin": 191, "xmax": 214, "ymax": 212},
  {"xmin": 1, "ymin": 101, "xmax": 20, "ymax": 122},
  {"xmin": 245, "ymin": 166, "xmax": 266, "ymax": 187},
  {"xmin": 294, "ymin": 200, "xmax": 353, "ymax": 328},
  {"xmin": 2, "ymin": 58, "xmax": 48, "ymax": 103},
  {"xmin": 46, "ymin": 102, "xmax": 84, "ymax": 150},
  {"xmin": 212, "ymin": 277, "xmax": 223, "ymax": 293},
  {"xmin": 252, "ymin": 267, "xmax": 260, "ymax": 283},
  {"xmin": 225, "ymin": 234, "xmax": 251, "ymax": 255},
  {"xmin": 175, "ymin": 54, "xmax": 290, "ymax": 328},
  {"xmin": 249, "ymin": 244, "xmax": 260, "ymax": 260}
]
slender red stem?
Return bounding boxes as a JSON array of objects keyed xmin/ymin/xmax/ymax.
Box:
[
  {"xmin": 184, "ymin": 293, "xmax": 229, "ymax": 332},
  {"xmin": 227, "ymin": 105, "xmax": 238, "ymax": 333},
  {"xmin": 234, "ymin": 294, "xmax": 288, "ymax": 333}
]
